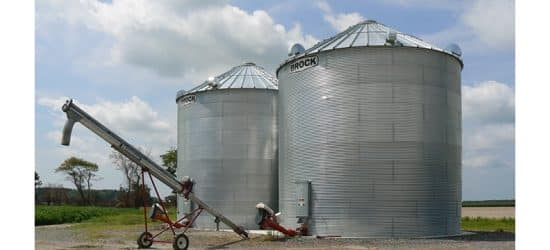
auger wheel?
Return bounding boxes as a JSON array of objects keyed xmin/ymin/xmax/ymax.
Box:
[
  {"xmin": 137, "ymin": 232, "xmax": 153, "ymax": 249},
  {"xmin": 173, "ymin": 233, "xmax": 189, "ymax": 250}
]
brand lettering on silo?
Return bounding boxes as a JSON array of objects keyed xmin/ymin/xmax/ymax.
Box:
[
  {"xmin": 290, "ymin": 56, "xmax": 318, "ymax": 73},
  {"xmin": 181, "ymin": 95, "xmax": 196, "ymax": 106}
]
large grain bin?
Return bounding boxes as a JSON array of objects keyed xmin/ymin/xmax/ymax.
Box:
[
  {"xmin": 176, "ymin": 62, "xmax": 278, "ymax": 229},
  {"xmin": 277, "ymin": 20, "xmax": 463, "ymax": 237}
]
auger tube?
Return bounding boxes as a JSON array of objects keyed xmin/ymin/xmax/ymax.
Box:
[{"xmin": 60, "ymin": 99, "xmax": 248, "ymax": 239}]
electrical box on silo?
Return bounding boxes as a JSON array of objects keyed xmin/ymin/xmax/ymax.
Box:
[{"xmin": 295, "ymin": 180, "xmax": 311, "ymax": 218}]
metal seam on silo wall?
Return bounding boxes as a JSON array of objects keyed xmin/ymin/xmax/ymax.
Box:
[
  {"xmin": 277, "ymin": 47, "xmax": 462, "ymax": 237},
  {"xmin": 176, "ymin": 88, "xmax": 278, "ymax": 229}
]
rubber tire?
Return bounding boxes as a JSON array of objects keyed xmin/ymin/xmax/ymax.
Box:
[
  {"xmin": 173, "ymin": 233, "xmax": 189, "ymax": 250},
  {"xmin": 137, "ymin": 232, "xmax": 153, "ymax": 249}
]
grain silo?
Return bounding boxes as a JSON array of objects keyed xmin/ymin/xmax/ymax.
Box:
[
  {"xmin": 176, "ymin": 62, "xmax": 278, "ymax": 229},
  {"xmin": 276, "ymin": 20, "xmax": 463, "ymax": 237}
]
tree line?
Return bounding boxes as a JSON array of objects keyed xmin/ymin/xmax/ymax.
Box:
[{"xmin": 35, "ymin": 148, "xmax": 177, "ymax": 207}]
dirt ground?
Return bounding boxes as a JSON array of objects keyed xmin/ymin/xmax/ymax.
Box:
[
  {"xmin": 35, "ymin": 224, "xmax": 514, "ymax": 250},
  {"xmin": 462, "ymin": 207, "xmax": 515, "ymax": 218}
]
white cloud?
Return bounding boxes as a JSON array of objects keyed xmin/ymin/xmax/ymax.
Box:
[
  {"xmin": 375, "ymin": 0, "xmax": 462, "ymax": 9},
  {"xmin": 324, "ymin": 13, "xmax": 365, "ymax": 32},
  {"xmin": 364, "ymin": 0, "xmax": 515, "ymax": 53},
  {"xmin": 316, "ymin": 0, "xmax": 511, "ymax": 52},
  {"xmin": 81, "ymin": 96, "xmax": 172, "ymax": 136},
  {"xmin": 462, "ymin": 80, "xmax": 515, "ymax": 169},
  {"xmin": 37, "ymin": 95, "xmax": 176, "ymax": 193},
  {"xmin": 45, "ymin": 130, "xmax": 108, "ymax": 166},
  {"xmin": 461, "ymin": 0, "xmax": 514, "ymax": 49},
  {"xmin": 38, "ymin": 95, "xmax": 174, "ymax": 146},
  {"xmin": 420, "ymin": 0, "xmax": 514, "ymax": 52},
  {"xmin": 463, "ymin": 81, "xmax": 515, "ymax": 124},
  {"xmin": 35, "ymin": 0, "xmax": 318, "ymax": 197},
  {"xmin": 463, "ymin": 148, "xmax": 514, "ymax": 169},
  {"xmin": 316, "ymin": 0, "xmax": 364, "ymax": 31},
  {"xmin": 37, "ymin": 96, "xmax": 70, "ymax": 110},
  {"xmin": 36, "ymin": 0, "xmax": 318, "ymax": 81},
  {"xmin": 463, "ymin": 154, "xmax": 495, "ymax": 169},
  {"xmin": 465, "ymin": 123, "xmax": 515, "ymax": 151},
  {"xmin": 316, "ymin": 0, "xmax": 331, "ymax": 13}
]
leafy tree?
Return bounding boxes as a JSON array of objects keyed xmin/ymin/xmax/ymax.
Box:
[
  {"xmin": 55, "ymin": 157, "xmax": 99, "ymax": 205},
  {"xmin": 35, "ymin": 171, "xmax": 43, "ymax": 188},
  {"xmin": 110, "ymin": 148, "xmax": 152, "ymax": 208},
  {"xmin": 35, "ymin": 171, "xmax": 43, "ymax": 203},
  {"xmin": 42, "ymin": 184, "xmax": 68, "ymax": 205},
  {"xmin": 160, "ymin": 148, "xmax": 177, "ymax": 175},
  {"xmin": 164, "ymin": 194, "xmax": 177, "ymax": 207},
  {"xmin": 132, "ymin": 182, "xmax": 154, "ymax": 208}
]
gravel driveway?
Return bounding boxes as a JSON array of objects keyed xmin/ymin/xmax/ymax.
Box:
[{"xmin": 35, "ymin": 224, "xmax": 514, "ymax": 250}]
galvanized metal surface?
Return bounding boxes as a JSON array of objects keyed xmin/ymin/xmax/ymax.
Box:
[
  {"xmin": 281, "ymin": 20, "xmax": 462, "ymax": 68},
  {"xmin": 176, "ymin": 62, "xmax": 278, "ymax": 101},
  {"xmin": 176, "ymin": 88, "xmax": 278, "ymax": 229},
  {"xmin": 277, "ymin": 46, "xmax": 462, "ymax": 237}
]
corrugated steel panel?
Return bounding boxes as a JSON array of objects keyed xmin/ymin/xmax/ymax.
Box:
[
  {"xmin": 176, "ymin": 87, "xmax": 278, "ymax": 229},
  {"xmin": 277, "ymin": 47, "xmax": 462, "ymax": 237}
]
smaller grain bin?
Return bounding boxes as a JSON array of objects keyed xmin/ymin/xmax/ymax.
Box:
[{"xmin": 176, "ymin": 62, "xmax": 278, "ymax": 229}]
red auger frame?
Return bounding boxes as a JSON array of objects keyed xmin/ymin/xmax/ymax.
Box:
[{"xmin": 136, "ymin": 169, "xmax": 200, "ymax": 250}]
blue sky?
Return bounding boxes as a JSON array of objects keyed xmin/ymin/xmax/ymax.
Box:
[{"xmin": 35, "ymin": 0, "xmax": 515, "ymax": 200}]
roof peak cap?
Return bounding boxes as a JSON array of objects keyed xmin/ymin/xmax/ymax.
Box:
[{"xmin": 361, "ymin": 19, "xmax": 377, "ymax": 24}]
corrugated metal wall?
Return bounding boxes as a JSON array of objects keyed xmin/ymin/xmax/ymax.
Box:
[
  {"xmin": 277, "ymin": 47, "xmax": 462, "ymax": 237},
  {"xmin": 176, "ymin": 89, "xmax": 278, "ymax": 229}
]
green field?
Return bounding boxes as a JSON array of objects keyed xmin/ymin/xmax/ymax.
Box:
[
  {"xmin": 36, "ymin": 205, "xmax": 515, "ymax": 233},
  {"xmin": 461, "ymin": 216, "xmax": 515, "ymax": 232},
  {"xmin": 35, "ymin": 205, "xmax": 175, "ymax": 226}
]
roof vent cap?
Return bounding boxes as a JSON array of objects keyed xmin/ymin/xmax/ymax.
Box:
[
  {"xmin": 207, "ymin": 76, "xmax": 218, "ymax": 89},
  {"xmin": 288, "ymin": 43, "xmax": 305, "ymax": 57},
  {"xmin": 445, "ymin": 43, "xmax": 462, "ymax": 57},
  {"xmin": 386, "ymin": 30, "xmax": 397, "ymax": 45}
]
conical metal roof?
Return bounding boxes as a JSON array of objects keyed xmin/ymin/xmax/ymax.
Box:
[
  {"xmin": 283, "ymin": 19, "xmax": 462, "ymax": 64},
  {"xmin": 176, "ymin": 62, "xmax": 278, "ymax": 101}
]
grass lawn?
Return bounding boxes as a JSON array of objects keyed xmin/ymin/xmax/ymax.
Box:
[
  {"xmin": 36, "ymin": 205, "xmax": 515, "ymax": 234},
  {"xmin": 36, "ymin": 205, "xmax": 179, "ymax": 241},
  {"xmin": 461, "ymin": 217, "xmax": 515, "ymax": 232},
  {"xmin": 35, "ymin": 205, "xmax": 176, "ymax": 226}
]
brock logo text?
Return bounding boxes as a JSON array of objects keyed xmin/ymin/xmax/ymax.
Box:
[{"xmin": 290, "ymin": 56, "xmax": 318, "ymax": 73}]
